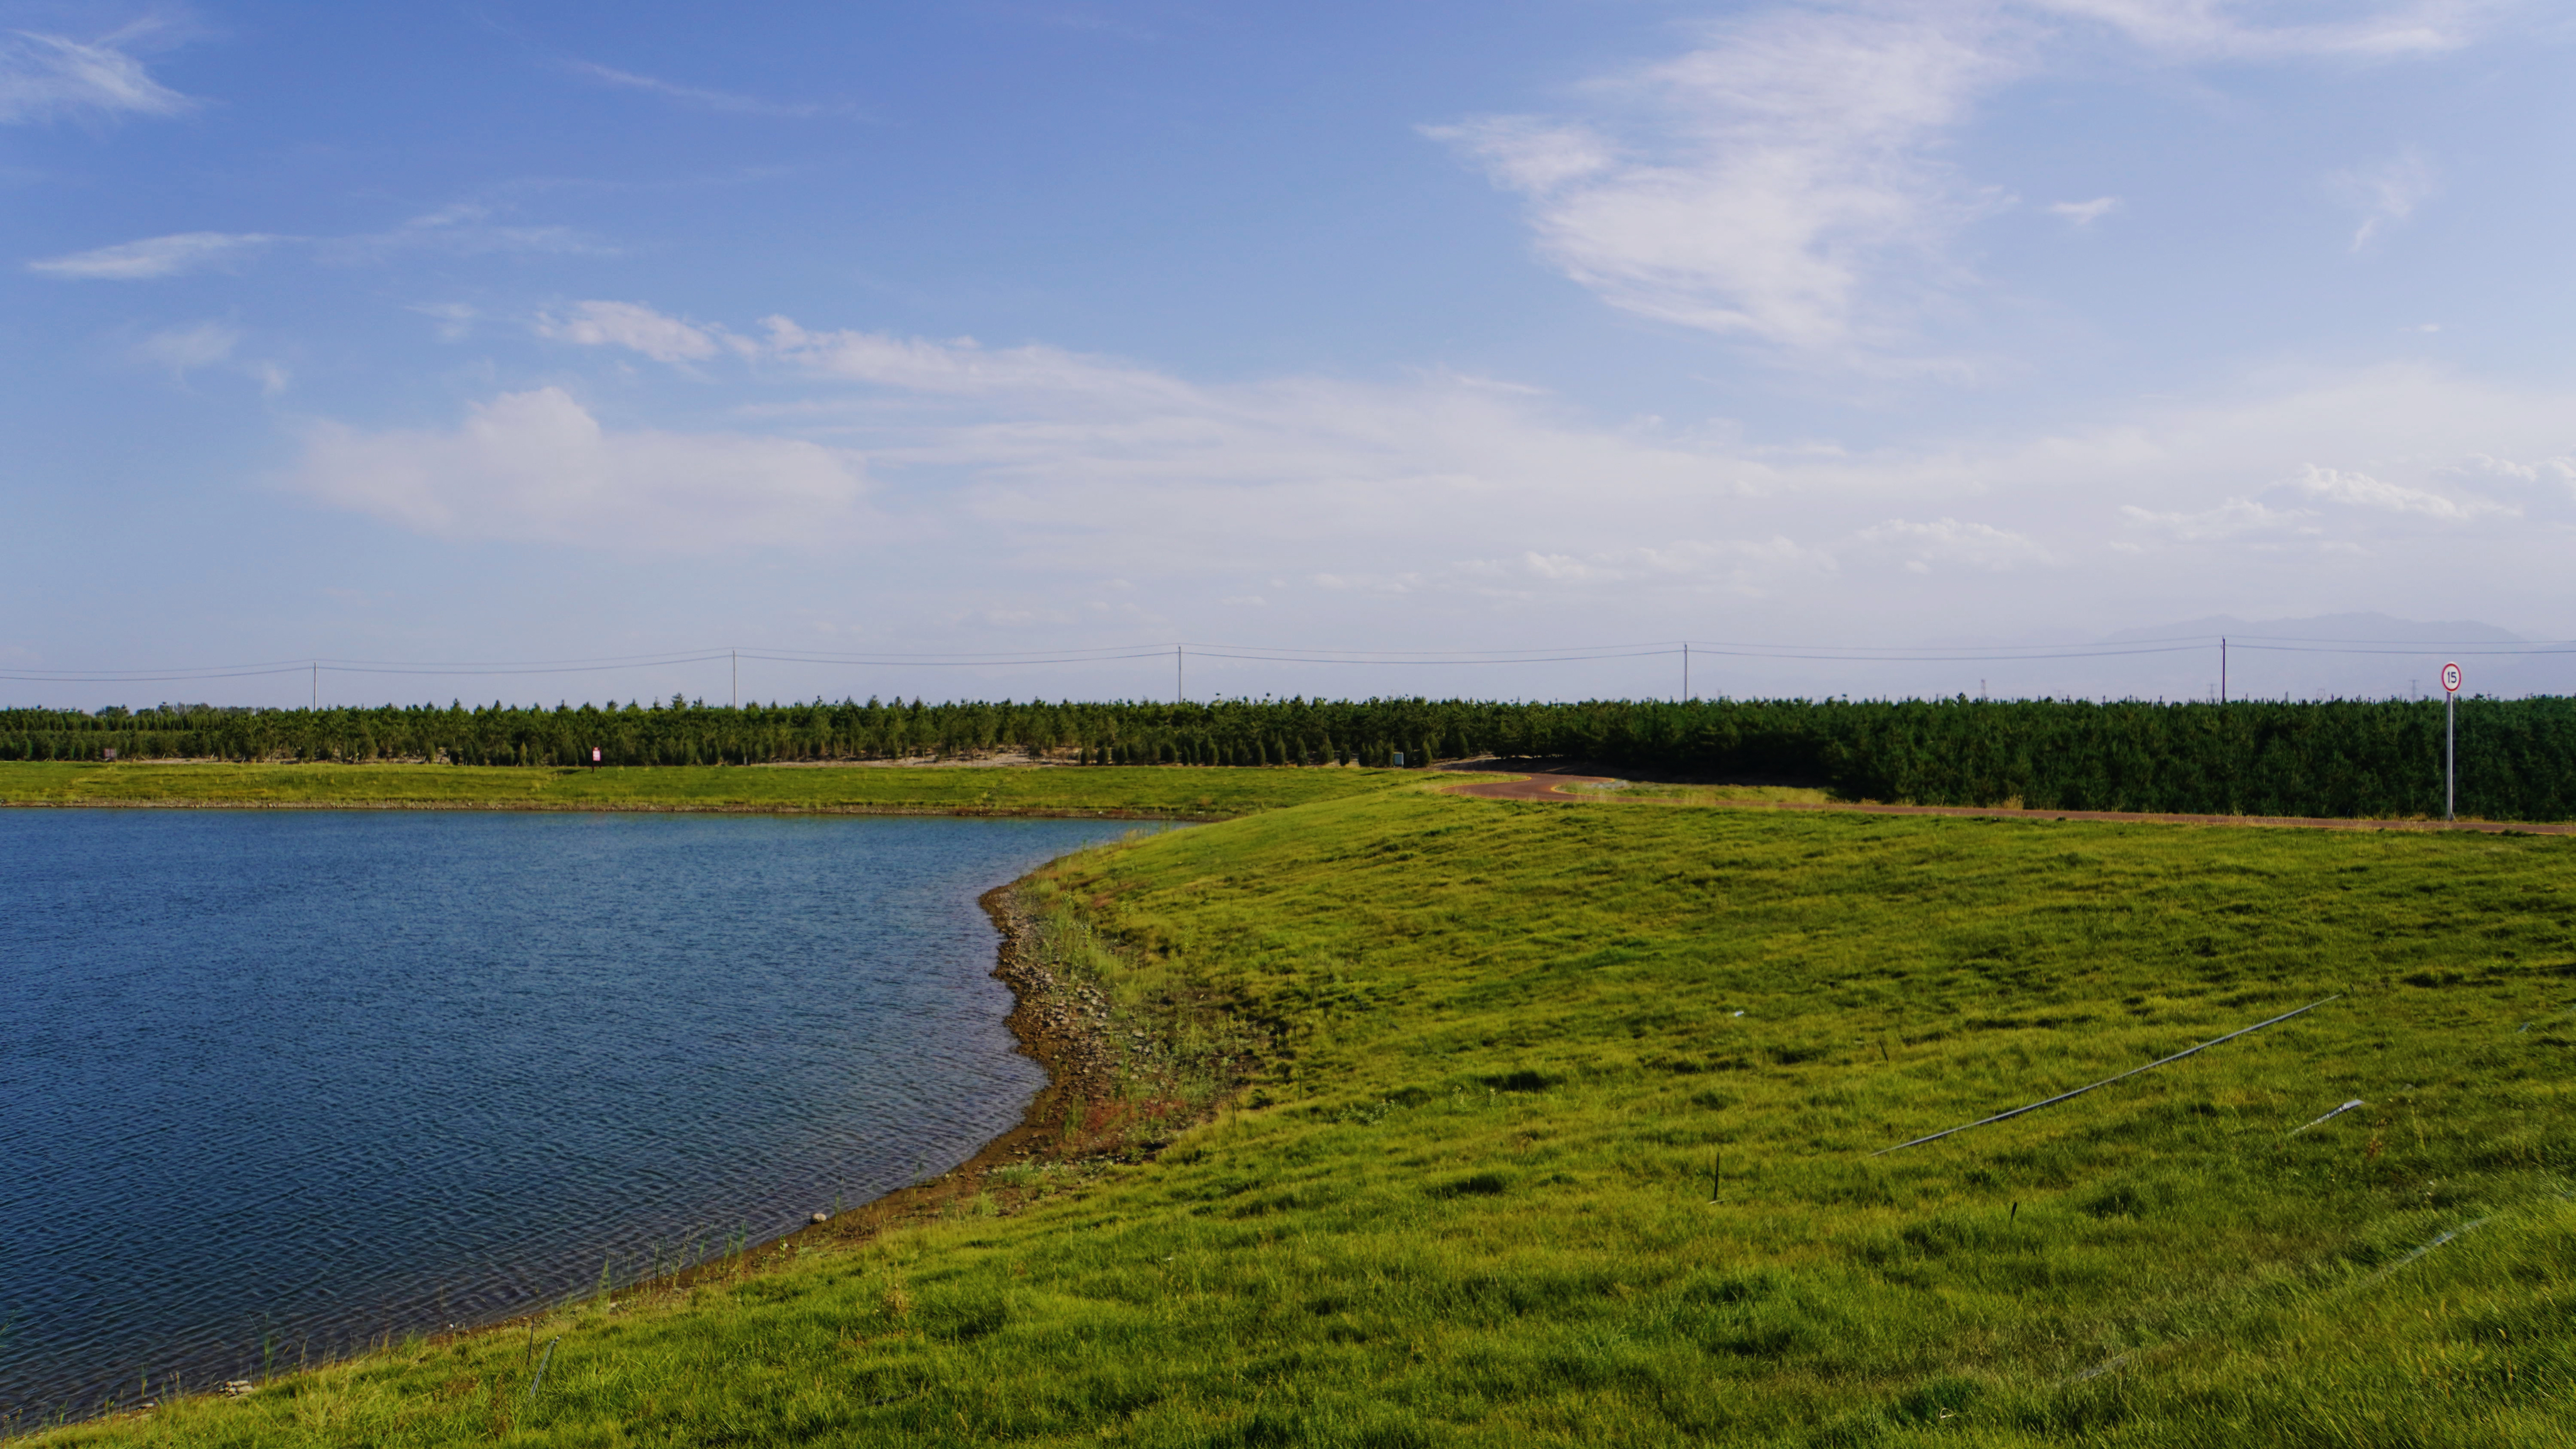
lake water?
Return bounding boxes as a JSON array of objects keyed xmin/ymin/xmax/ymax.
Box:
[{"xmin": 0, "ymin": 808, "xmax": 1152, "ymax": 1421}]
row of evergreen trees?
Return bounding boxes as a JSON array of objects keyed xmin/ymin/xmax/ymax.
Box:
[{"xmin": 5, "ymin": 694, "xmax": 2570, "ymax": 819}]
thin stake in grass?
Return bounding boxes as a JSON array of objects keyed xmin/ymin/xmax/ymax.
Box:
[
  {"xmin": 1871, "ymin": 996, "xmax": 2341, "ymax": 1156},
  {"xmin": 2290, "ymin": 1098, "xmax": 2366, "ymax": 1134},
  {"xmin": 525, "ymin": 1337, "xmax": 561, "ymax": 1399}
]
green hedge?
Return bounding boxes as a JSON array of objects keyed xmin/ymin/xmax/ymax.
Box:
[{"xmin": 4, "ymin": 695, "xmax": 2560, "ymax": 819}]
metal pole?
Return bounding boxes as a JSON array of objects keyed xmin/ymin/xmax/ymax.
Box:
[
  {"xmin": 1175, "ymin": 645, "xmax": 1184, "ymax": 705},
  {"xmin": 311, "ymin": 662, "xmax": 318, "ymax": 709},
  {"xmin": 731, "ymin": 650, "xmax": 738, "ymax": 709},
  {"xmin": 1683, "ymin": 642, "xmax": 1689, "ymax": 702},
  {"xmin": 2446, "ymin": 690, "xmax": 2455, "ymax": 822},
  {"xmin": 2220, "ymin": 638, "xmax": 2226, "ymax": 704}
]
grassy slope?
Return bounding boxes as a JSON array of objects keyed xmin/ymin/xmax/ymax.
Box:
[
  {"xmin": 0, "ymin": 762, "xmax": 1416, "ymax": 817},
  {"xmin": 37, "ymin": 787, "xmax": 2576, "ymax": 1446}
]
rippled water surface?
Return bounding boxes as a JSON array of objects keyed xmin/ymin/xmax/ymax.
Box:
[{"xmin": 0, "ymin": 808, "xmax": 1152, "ymax": 1419}]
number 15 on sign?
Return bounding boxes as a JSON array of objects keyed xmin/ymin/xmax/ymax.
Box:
[{"xmin": 2443, "ymin": 662, "xmax": 2461, "ymax": 821}]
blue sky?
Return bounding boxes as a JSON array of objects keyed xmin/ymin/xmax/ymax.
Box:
[{"xmin": 6, "ymin": 1, "xmax": 2573, "ymax": 707}]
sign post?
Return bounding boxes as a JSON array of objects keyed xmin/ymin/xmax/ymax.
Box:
[{"xmin": 2442, "ymin": 661, "xmax": 2462, "ymax": 821}]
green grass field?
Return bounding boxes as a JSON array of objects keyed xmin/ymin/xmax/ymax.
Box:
[
  {"xmin": 28, "ymin": 783, "xmax": 2576, "ymax": 1446},
  {"xmin": 0, "ymin": 761, "xmax": 1419, "ymax": 818}
]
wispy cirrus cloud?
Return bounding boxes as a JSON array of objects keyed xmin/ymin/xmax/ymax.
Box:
[
  {"xmin": 566, "ymin": 60, "xmax": 850, "ymax": 118},
  {"xmin": 28, "ymin": 230, "xmax": 283, "ymax": 279},
  {"xmin": 2024, "ymin": 0, "xmax": 2479, "ymax": 60},
  {"xmin": 134, "ymin": 319, "xmax": 238, "ymax": 372},
  {"xmin": 0, "ymin": 28, "xmax": 192, "ymax": 124},
  {"xmin": 2335, "ymin": 147, "xmax": 2438, "ymax": 250},
  {"xmin": 2048, "ymin": 196, "xmax": 2121, "ymax": 226},
  {"xmin": 536, "ymin": 300, "xmax": 724, "ymax": 362},
  {"xmin": 323, "ymin": 203, "xmax": 611, "ymax": 262},
  {"xmin": 1429, "ymin": 8, "xmax": 2011, "ymax": 360},
  {"xmin": 1427, "ymin": 1, "xmax": 2481, "ymax": 367},
  {"xmin": 133, "ymin": 319, "xmax": 289, "ymax": 393},
  {"xmin": 31, "ymin": 206, "xmax": 607, "ymax": 281}
]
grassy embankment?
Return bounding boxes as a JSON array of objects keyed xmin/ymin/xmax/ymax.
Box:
[
  {"xmin": 0, "ymin": 761, "xmax": 1419, "ymax": 818},
  {"xmin": 33, "ymin": 782, "xmax": 2576, "ymax": 1446}
]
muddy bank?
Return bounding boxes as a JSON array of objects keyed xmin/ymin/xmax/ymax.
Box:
[{"xmin": 654, "ymin": 879, "xmax": 1177, "ymax": 1272}]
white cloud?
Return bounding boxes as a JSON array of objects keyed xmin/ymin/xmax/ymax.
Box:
[
  {"xmin": 760, "ymin": 316, "xmax": 1188, "ymax": 401},
  {"xmin": 135, "ymin": 320, "xmax": 238, "ymax": 373},
  {"xmin": 291, "ymin": 387, "xmax": 874, "ymax": 551},
  {"xmin": 2292, "ymin": 462, "xmax": 2503, "ymax": 518},
  {"xmin": 327, "ymin": 204, "xmax": 609, "ymax": 263},
  {"xmin": 1430, "ymin": 115, "xmax": 1618, "ymax": 193},
  {"xmin": 130, "ymin": 319, "xmax": 289, "ymax": 392},
  {"xmin": 33, "ymin": 208, "xmax": 607, "ymax": 282},
  {"xmin": 1430, "ymin": 9, "xmax": 2009, "ymax": 358},
  {"xmin": 538, "ymin": 301, "xmax": 721, "ymax": 362},
  {"xmin": 1427, "ymin": 3, "xmax": 2476, "ymax": 365},
  {"xmin": 2119, "ymin": 497, "xmax": 2309, "ymax": 541},
  {"xmin": 1860, "ymin": 516, "xmax": 2055, "ymax": 570},
  {"xmin": 411, "ymin": 303, "xmax": 479, "ymax": 341},
  {"xmin": 1473, "ymin": 537, "xmax": 1835, "ymax": 594},
  {"xmin": 2336, "ymin": 146, "xmax": 2438, "ymax": 250},
  {"xmin": 28, "ymin": 231, "xmax": 282, "ymax": 280},
  {"xmin": 287, "ymin": 299, "xmax": 2576, "ymax": 646},
  {"xmin": 566, "ymin": 60, "xmax": 847, "ymax": 118},
  {"xmin": 2024, "ymin": 0, "xmax": 2479, "ymax": 60},
  {"xmin": 1311, "ymin": 572, "xmax": 1427, "ymax": 596},
  {"xmin": 2459, "ymin": 452, "xmax": 2576, "ymax": 489},
  {"xmin": 0, "ymin": 30, "xmax": 192, "ymax": 124}
]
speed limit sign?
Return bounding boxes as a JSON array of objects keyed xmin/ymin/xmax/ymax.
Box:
[{"xmin": 2442, "ymin": 662, "xmax": 2462, "ymax": 694}]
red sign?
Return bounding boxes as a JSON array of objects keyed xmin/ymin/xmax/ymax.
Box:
[{"xmin": 2442, "ymin": 662, "xmax": 2462, "ymax": 694}]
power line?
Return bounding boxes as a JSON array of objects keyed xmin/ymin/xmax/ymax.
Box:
[{"xmin": 4, "ymin": 631, "xmax": 2571, "ymax": 687}]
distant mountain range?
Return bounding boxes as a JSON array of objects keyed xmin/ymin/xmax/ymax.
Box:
[
  {"xmin": 2102, "ymin": 613, "xmax": 2524, "ymax": 646},
  {"xmin": 2095, "ymin": 613, "xmax": 2551, "ymax": 701}
]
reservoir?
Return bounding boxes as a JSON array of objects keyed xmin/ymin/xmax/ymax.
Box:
[{"xmin": 0, "ymin": 808, "xmax": 1153, "ymax": 1420}]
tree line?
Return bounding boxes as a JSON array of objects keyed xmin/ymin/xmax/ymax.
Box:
[{"xmin": 4, "ymin": 694, "xmax": 2569, "ymax": 820}]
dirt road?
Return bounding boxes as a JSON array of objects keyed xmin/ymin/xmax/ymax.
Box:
[{"xmin": 1443, "ymin": 768, "xmax": 2576, "ymax": 836}]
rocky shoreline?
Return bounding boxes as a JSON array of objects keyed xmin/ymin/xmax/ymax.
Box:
[{"xmin": 748, "ymin": 879, "xmax": 1154, "ymax": 1253}]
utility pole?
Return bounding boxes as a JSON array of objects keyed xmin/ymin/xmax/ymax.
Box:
[
  {"xmin": 1682, "ymin": 641, "xmax": 1690, "ymax": 702},
  {"xmin": 2220, "ymin": 637, "xmax": 2227, "ymax": 704},
  {"xmin": 311, "ymin": 662, "xmax": 318, "ymax": 709},
  {"xmin": 731, "ymin": 649, "xmax": 738, "ymax": 709},
  {"xmin": 1175, "ymin": 644, "xmax": 1184, "ymax": 704}
]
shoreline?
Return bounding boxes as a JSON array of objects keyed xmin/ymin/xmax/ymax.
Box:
[
  {"xmin": 472, "ymin": 877, "xmax": 1141, "ymax": 1285},
  {"xmin": 761, "ymin": 878, "xmax": 1141, "ymax": 1248},
  {"xmin": 0, "ymin": 798, "xmax": 1223, "ymax": 822},
  {"xmin": 21, "ymin": 853, "xmax": 1150, "ymax": 1436}
]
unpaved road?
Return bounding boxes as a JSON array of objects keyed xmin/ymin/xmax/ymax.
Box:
[{"xmin": 1444, "ymin": 769, "xmax": 2576, "ymax": 836}]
